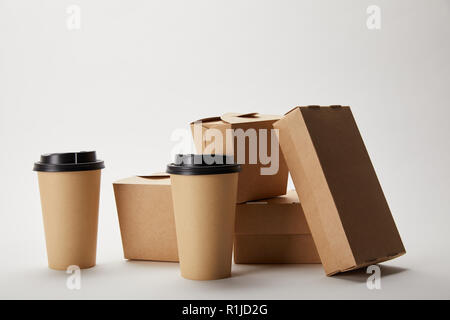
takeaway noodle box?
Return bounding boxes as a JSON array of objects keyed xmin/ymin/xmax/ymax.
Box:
[
  {"xmin": 113, "ymin": 174, "xmax": 178, "ymax": 262},
  {"xmin": 190, "ymin": 112, "xmax": 289, "ymax": 203},
  {"xmin": 234, "ymin": 190, "xmax": 320, "ymax": 264},
  {"xmin": 274, "ymin": 106, "xmax": 406, "ymax": 276}
]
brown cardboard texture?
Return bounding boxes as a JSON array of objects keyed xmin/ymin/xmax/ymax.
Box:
[
  {"xmin": 113, "ymin": 174, "xmax": 178, "ymax": 262},
  {"xmin": 170, "ymin": 172, "xmax": 239, "ymax": 280},
  {"xmin": 274, "ymin": 106, "xmax": 405, "ymax": 276},
  {"xmin": 38, "ymin": 170, "xmax": 101, "ymax": 270},
  {"xmin": 191, "ymin": 112, "xmax": 289, "ymax": 203},
  {"xmin": 234, "ymin": 190, "xmax": 320, "ymax": 264}
]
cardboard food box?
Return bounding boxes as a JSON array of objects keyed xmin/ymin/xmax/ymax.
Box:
[
  {"xmin": 234, "ymin": 190, "xmax": 320, "ymax": 264},
  {"xmin": 191, "ymin": 112, "xmax": 289, "ymax": 203},
  {"xmin": 113, "ymin": 174, "xmax": 178, "ymax": 262},
  {"xmin": 274, "ymin": 106, "xmax": 406, "ymax": 276}
]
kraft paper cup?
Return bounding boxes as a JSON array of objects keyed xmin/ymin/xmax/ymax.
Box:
[
  {"xmin": 167, "ymin": 154, "xmax": 240, "ymax": 280},
  {"xmin": 34, "ymin": 151, "xmax": 104, "ymax": 270}
]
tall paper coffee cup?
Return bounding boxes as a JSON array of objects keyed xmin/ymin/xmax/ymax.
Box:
[
  {"xmin": 34, "ymin": 151, "xmax": 104, "ymax": 270},
  {"xmin": 167, "ymin": 154, "xmax": 240, "ymax": 280}
]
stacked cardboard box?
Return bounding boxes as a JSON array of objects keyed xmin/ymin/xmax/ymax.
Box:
[
  {"xmin": 234, "ymin": 190, "xmax": 320, "ymax": 264},
  {"xmin": 190, "ymin": 113, "xmax": 289, "ymax": 203}
]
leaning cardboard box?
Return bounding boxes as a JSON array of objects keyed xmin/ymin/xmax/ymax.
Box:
[
  {"xmin": 191, "ymin": 112, "xmax": 289, "ymax": 203},
  {"xmin": 113, "ymin": 174, "xmax": 178, "ymax": 262},
  {"xmin": 234, "ymin": 190, "xmax": 320, "ymax": 264},
  {"xmin": 274, "ymin": 106, "xmax": 406, "ymax": 276}
]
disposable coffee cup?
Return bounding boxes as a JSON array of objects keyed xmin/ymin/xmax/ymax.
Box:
[
  {"xmin": 33, "ymin": 151, "xmax": 104, "ymax": 270},
  {"xmin": 167, "ymin": 154, "xmax": 241, "ymax": 280}
]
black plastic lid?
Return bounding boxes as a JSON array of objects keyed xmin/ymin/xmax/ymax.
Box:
[
  {"xmin": 33, "ymin": 151, "xmax": 105, "ymax": 172},
  {"xmin": 166, "ymin": 154, "xmax": 241, "ymax": 175}
]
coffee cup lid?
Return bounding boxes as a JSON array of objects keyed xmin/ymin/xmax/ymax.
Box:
[
  {"xmin": 166, "ymin": 154, "xmax": 241, "ymax": 175},
  {"xmin": 33, "ymin": 151, "xmax": 105, "ymax": 172}
]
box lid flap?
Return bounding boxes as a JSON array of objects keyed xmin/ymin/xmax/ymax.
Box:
[
  {"xmin": 274, "ymin": 106, "xmax": 405, "ymax": 275},
  {"xmin": 114, "ymin": 173, "xmax": 170, "ymax": 185},
  {"xmin": 221, "ymin": 112, "xmax": 281, "ymax": 124},
  {"xmin": 190, "ymin": 113, "xmax": 281, "ymax": 128},
  {"xmin": 245, "ymin": 190, "xmax": 299, "ymax": 205},
  {"xmin": 190, "ymin": 116, "xmax": 222, "ymax": 125}
]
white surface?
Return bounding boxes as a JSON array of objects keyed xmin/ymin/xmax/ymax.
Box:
[{"xmin": 1, "ymin": 0, "xmax": 450, "ymax": 299}]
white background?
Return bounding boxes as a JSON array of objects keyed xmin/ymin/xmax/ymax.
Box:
[{"xmin": 0, "ymin": 0, "xmax": 449, "ymax": 299}]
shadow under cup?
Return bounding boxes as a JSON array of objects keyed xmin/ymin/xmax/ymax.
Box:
[
  {"xmin": 34, "ymin": 151, "xmax": 104, "ymax": 270},
  {"xmin": 167, "ymin": 154, "xmax": 241, "ymax": 280}
]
